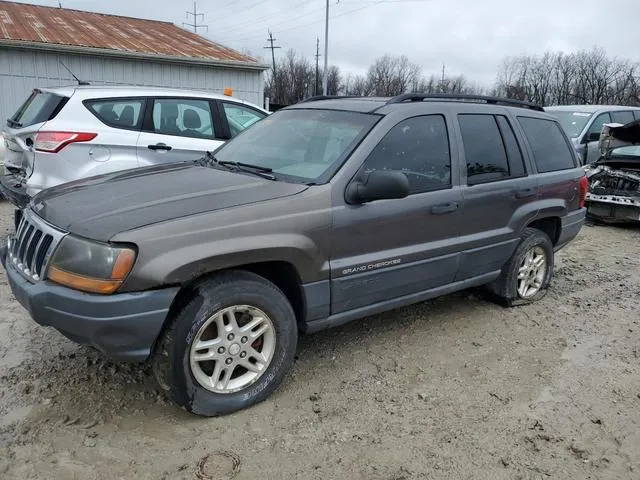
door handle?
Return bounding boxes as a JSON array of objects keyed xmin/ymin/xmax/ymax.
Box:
[
  {"xmin": 431, "ymin": 202, "xmax": 459, "ymax": 215},
  {"xmin": 148, "ymin": 143, "xmax": 172, "ymax": 151},
  {"xmin": 515, "ymin": 187, "xmax": 537, "ymax": 199}
]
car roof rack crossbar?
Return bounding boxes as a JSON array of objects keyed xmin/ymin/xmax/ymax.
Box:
[{"xmin": 384, "ymin": 93, "xmax": 545, "ymax": 111}]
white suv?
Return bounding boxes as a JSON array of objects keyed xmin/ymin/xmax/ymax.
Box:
[{"xmin": 1, "ymin": 86, "xmax": 269, "ymax": 206}]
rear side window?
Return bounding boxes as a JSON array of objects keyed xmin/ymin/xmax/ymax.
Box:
[
  {"xmin": 611, "ymin": 111, "xmax": 635, "ymax": 125},
  {"xmin": 86, "ymin": 98, "xmax": 145, "ymax": 130},
  {"xmin": 517, "ymin": 117, "xmax": 577, "ymax": 172},
  {"xmin": 459, "ymin": 114, "xmax": 510, "ymax": 184},
  {"xmin": 9, "ymin": 90, "xmax": 68, "ymax": 128},
  {"xmin": 496, "ymin": 115, "xmax": 526, "ymax": 178}
]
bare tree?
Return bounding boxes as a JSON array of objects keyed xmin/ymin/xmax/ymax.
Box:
[{"xmin": 495, "ymin": 47, "xmax": 640, "ymax": 106}]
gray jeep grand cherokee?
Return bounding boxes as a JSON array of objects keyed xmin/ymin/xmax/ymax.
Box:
[{"xmin": 0, "ymin": 94, "xmax": 587, "ymax": 416}]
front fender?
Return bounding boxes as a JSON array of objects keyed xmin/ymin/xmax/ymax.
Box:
[{"xmin": 121, "ymin": 233, "xmax": 328, "ymax": 291}]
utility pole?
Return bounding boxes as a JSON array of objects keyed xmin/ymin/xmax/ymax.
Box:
[
  {"xmin": 439, "ymin": 63, "xmax": 446, "ymax": 92},
  {"xmin": 315, "ymin": 37, "xmax": 321, "ymax": 96},
  {"xmin": 322, "ymin": 0, "xmax": 329, "ymax": 95},
  {"xmin": 183, "ymin": 2, "xmax": 208, "ymax": 33},
  {"xmin": 264, "ymin": 31, "xmax": 281, "ymax": 101}
]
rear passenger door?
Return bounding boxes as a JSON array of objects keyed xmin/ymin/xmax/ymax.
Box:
[
  {"xmin": 136, "ymin": 97, "xmax": 225, "ymax": 166},
  {"xmin": 456, "ymin": 113, "xmax": 537, "ymax": 282},
  {"xmin": 330, "ymin": 114, "xmax": 464, "ymax": 314},
  {"xmin": 516, "ymin": 115, "xmax": 582, "ymax": 212}
]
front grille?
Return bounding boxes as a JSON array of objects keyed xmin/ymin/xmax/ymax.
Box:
[{"xmin": 6, "ymin": 209, "xmax": 65, "ymax": 282}]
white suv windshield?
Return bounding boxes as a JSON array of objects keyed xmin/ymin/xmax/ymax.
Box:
[
  {"xmin": 212, "ymin": 109, "xmax": 379, "ymax": 183},
  {"xmin": 546, "ymin": 111, "xmax": 593, "ymax": 138}
]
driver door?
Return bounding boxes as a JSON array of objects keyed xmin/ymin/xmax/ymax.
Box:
[
  {"xmin": 329, "ymin": 114, "xmax": 464, "ymax": 314},
  {"xmin": 137, "ymin": 97, "xmax": 225, "ymax": 166}
]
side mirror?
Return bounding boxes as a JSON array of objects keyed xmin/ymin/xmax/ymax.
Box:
[{"xmin": 345, "ymin": 170, "xmax": 410, "ymax": 204}]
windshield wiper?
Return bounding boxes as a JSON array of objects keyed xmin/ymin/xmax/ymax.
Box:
[
  {"xmin": 218, "ymin": 160, "xmax": 273, "ymax": 173},
  {"xmin": 218, "ymin": 160, "xmax": 276, "ymax": 180},
  {"xmin": 195, "ymin": 152, "xmax": 276, "ymax": 180}
]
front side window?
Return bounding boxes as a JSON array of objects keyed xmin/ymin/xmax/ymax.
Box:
[
  {"xmin": 359, "ymin": 115, "xmax": 451, "ymax": 194},
  {"xmin": 86, "ymin": 98, "xmax": 145, "ymax": 129},
  {"xmin": 151, "ymin": 98, "xmax": 215, "ymax": 139},
  {"xmin": 212, "ymin": 109, "xmax": 379, "ymax": 183},
  {"xmin": 222, "ymin": 102, "xmax": 267, "ymax": 138},
  {"xmin": 517, "ymin": 116, "xmax": 577, "ymax": 172},
  {"xmin": 586, "ymin": 112, "xmax": 612, "ymax": 138}
]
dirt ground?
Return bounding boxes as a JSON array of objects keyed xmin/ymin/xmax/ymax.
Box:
[{"xmin": 0, "ymin": 199, "xmax": 638, "ymax": 480}]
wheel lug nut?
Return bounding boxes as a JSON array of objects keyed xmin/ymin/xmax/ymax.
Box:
[
  {"xmin": 240, "ymin": 352, "xmax": 247, "ymax": 358},
  {"xmin": 241, "ymin": 336, "xmax": 248, "ymax": 344},
  {"xmin": 218, "ymin": 346, "xmax": 225, "ymax": 354},
  {"xmin": 227, "ymin": 333, "xmax": 235, "ymax": 341},
  {"xmin": 225, "ymin": 358, "xmax": 233, "ymax": 365}
]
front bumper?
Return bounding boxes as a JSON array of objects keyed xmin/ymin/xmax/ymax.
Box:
[
  {"xmin": 1, "ymin": 245, "xmax": 179, "ymax": 362},
  {"xmin": 0, "ymin": 172, "xmax": 31, "ymax": 208}
]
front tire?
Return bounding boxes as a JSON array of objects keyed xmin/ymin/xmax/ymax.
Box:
[
  {"xmin": 153, "ymin": 271, "xmax": 298, "ymax": 416},
  {"xmin": 486, "ymin": 227, "xmax": 554, "ymax": 306}
]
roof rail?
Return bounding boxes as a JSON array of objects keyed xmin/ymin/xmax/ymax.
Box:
[
  {"xmin": 299, "ymin": 94, "xmax": 363, "ymax": 103},
  {"xmin": 385, "ymin": 93, "xmax": 544, "ymax": 112}
]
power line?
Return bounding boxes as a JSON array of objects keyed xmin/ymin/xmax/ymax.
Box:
[
  {"xmin": 224, "ymin": 0, "xmax": 407, "ymax": 44},
  {"xmin": 214, "ymin": 0, "xmax": 318, "ymax": 36},
  {"xmin": 183, "ymin": 1, "xmax": 208, "ymax": 33}
]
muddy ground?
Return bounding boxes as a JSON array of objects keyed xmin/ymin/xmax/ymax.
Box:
[{"xmin": 0, "ymin": 199, "xmax": 638, "ymax": 480}]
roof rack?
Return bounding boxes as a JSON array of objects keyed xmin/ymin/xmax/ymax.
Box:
[
  {"xmin": 384, "ymin": 93, "xmax": 544, "ymax": 112},
  {"xmin": 299, "ymin": 95, "xmax": 363, "ymax": 103}
]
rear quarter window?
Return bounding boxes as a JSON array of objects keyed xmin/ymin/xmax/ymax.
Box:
[
  {"xmin": 9, "ymin": 91, "xmax": 68, "ymax": 128},
  {"xmin": 517, "ymin": 116, "xmax": 577, "ymax": 172}
]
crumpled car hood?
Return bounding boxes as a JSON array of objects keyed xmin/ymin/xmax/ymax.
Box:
[{"xmin": 598, "ymin": 119, "xmax": 640, "ymax": 157}]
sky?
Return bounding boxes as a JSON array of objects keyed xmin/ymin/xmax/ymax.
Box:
[{"xmin": 8, "ymin": 0, "xmax": 640, "ymax": 87}]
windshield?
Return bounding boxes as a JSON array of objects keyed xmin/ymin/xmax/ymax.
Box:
[
  {"xmin": 546, "ymin": 110, "xmax": 593, "ymax": 138},
  {"xmin": 211, "ymin": 109, "xmax": 380, "ymax": 183}
]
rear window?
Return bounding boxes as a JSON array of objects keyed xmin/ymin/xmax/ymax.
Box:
[
  {"xmin": 8, "ymin": 90, "xmax": 68, "ymax": 128},
  {"xmin": 517, "ymin": 117, "xmax": 577, "ymax": 172},
  {"xmin": 85, "ymin": 98, "xmax": 145, "ymax": 130}
]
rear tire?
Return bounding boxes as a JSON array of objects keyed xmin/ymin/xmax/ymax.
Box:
[
  {"xmin": 152, "ymin": 270, "xmax": 298, "ymax": 416},
  {"xmin": 486, "ymin": 228, "xmax": 554, "ymax": 307}
]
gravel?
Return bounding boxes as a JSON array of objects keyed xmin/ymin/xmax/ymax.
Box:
[{"xmin": 1, "ymin": 199, "xmax": 639, "ymax": 479}]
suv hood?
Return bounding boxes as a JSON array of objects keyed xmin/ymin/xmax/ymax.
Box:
[{"xmin": 30, "ymin": 162, "xmax": 308, "ymax": 241}]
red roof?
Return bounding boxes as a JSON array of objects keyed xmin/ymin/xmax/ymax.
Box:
[{"xmin": 0, "ymin": 1, "xmax": 259, "ymax": 65}]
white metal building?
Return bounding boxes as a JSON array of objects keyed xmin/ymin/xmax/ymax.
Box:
[{"xmin": 0, "ymin": 1, "xmax": 268, "ymax": 123}]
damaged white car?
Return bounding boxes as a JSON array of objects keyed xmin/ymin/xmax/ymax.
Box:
[{"xmin": 584, "ymin": 120, "xmax": 640, "ymax": 223}]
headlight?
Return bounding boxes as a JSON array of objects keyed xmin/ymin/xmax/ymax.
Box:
[{"xmin": 46, "ymin": 235, "xmax": 136, "ymax": 294}]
